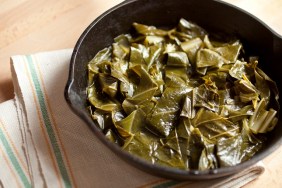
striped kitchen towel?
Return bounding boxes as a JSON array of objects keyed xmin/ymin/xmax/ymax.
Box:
[{"xmin": 0, "ymin": 49, "xmax": 265, "ymax": 188}]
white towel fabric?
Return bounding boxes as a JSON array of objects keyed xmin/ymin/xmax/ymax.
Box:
[{"xmin": 0, "ymin": 49, "xmax": 265, "ymax": 188}]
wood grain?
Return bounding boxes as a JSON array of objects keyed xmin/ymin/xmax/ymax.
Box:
[
  {"xmin": 0, "ymin": 0, "xmax": 123, "ymax": 101},
  {"xmin": 0, "ymin": 0, "xmax": 282, "ymax": 187}
]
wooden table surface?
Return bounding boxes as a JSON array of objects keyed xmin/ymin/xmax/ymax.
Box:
[{"xmin": 1, "ymin": 0, "xmax": 282, "ymax": 187}]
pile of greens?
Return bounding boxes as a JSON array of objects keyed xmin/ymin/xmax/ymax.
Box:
[{"xmin": 86, "ymin": 18, "xmax": 279, "ymax": 170}]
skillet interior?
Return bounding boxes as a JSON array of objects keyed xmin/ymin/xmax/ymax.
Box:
[{"xmin": 65, "ymin": 0, "xmax": 282, "ymax": 180}]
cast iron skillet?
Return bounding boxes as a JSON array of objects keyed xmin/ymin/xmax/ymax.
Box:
[{"xmin": 65, "ymin": 0, "xmax": 282, "ymax": 180}]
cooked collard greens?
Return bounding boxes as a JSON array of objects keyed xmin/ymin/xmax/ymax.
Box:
[{"xmin": 86, "ymin": 18, "xmax": 279, "ymax": 170}]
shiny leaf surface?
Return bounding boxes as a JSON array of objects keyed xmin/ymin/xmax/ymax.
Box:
[{"xmin": 86, "ymin": 18, "xmax": 279, "ymax": 171}]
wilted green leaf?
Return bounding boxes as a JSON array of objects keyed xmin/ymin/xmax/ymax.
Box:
[
  {"xmin": 217, "ymin": 119, "xmax": 264, "ymax": 167},
  {"xmin": 192, "ymin": 108, "xmax": 239, "ymax": 140},
  {"xmin": 133, "ymin": 22, "xmax": 168, "ymax": 36},
  {"xmin": 181, "ymin": 37, "xmax": 203, "ymax": 65},
  {"xmin": 177, "ymin": 18, "xmax": 207, "ymax": 38},
  {"xmin": 86, "ymin": 18, "xmax": 279, "ymax": 171},
  {"xmin": 146, "ymin": 86, "xmax": 191, "ymax": 137},
  {"xmin": 196, "ymin": 49, "xmax": 229, "ymax": 68}
]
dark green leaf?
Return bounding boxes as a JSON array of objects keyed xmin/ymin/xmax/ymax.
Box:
[
  {"xmin": 217, "ymin": 119, "xmax": 264, "ymax": 167},
  {"xmin": 194, "ymin": 84, "xmax": 220, "ymax": 112},
  {"xmin": 180, "ymin": 37, "xmax": 203, "ymax": 65},
  {"xmin": 133, "ymin": 22, "xmax": 168, "ymax": 36},
  {"xmin": 86, "ymin": 19, "xmax": 279, "ymax": 171},
  {"xmin": 87, "ymin": 84, "xmax": 120, "ymax": 112},
  {"xmin": 192, "ymin": 108, "xmax": 239, "ymax": 140},
  {"xmin": 196, "ymin": 49, "xmax": 229, "ymax": 68},
  {"xmin": 177, "ymin": 18, "xmax": 207, "ymax": 38},
  {"xmin": 146, "ymin": 87, "xmax": 190, "ymax": 137}
]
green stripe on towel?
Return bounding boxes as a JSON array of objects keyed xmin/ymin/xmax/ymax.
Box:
[
  {"xmin": 0, "ymin": 127, "xmax": 31, "ymax": 188},
  {"xmin": 26, "ymin": 55, "xmax": 72, "ymax": 188},
  {"xmin": 153, "ymin": 180, "xmax": 181, "ymax": 188}
]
